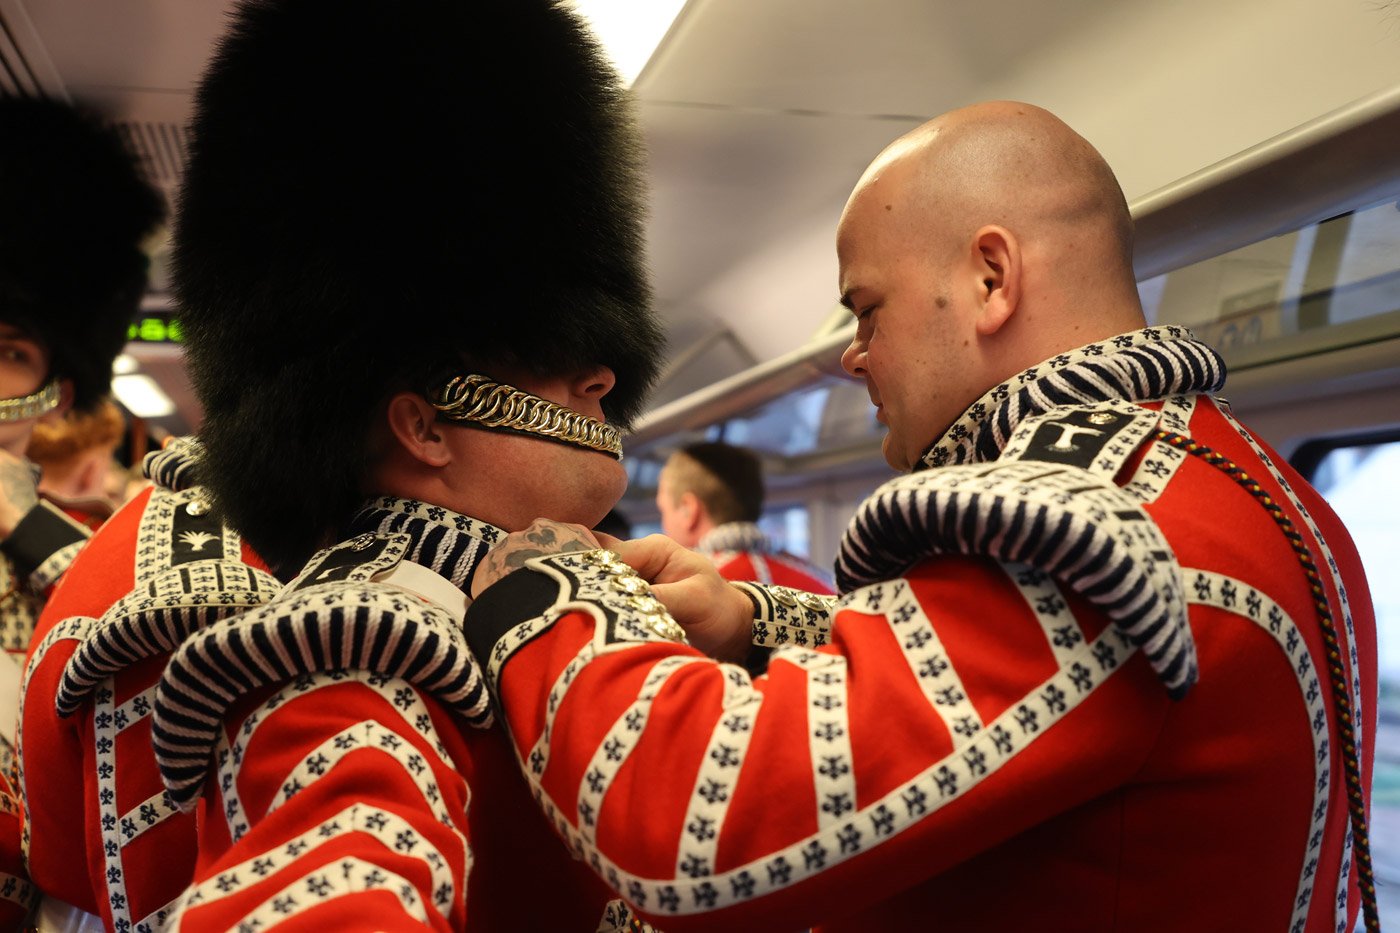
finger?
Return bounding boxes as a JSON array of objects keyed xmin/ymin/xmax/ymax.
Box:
[
  {"xmin": 651, "ymin": 580, "xmax": 706, "ymax": 624},
  {"xmin": 593, "ymin": 530, "xmax": 624, "ymax": 550},
  {"xmin": 611, "ymin": 535, "xmax": 679, "ymax": 580}
]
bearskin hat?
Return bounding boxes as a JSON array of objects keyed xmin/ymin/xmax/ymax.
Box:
[
  {"xmin": 0, "ymin": 97, "xmax": 163, "ymax": 411},
  {"xmin": 174, "ymin": 0, "xmax": 663, "ymax": 574}
]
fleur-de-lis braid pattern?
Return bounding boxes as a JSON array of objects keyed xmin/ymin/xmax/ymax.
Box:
[
  {"xmin": 1154, "ymin": 429, "xmax": 1377, "ymax": 933},
  {"xmin": 429, "ymin": 373, "xmax": 622, "ymax": 458}
]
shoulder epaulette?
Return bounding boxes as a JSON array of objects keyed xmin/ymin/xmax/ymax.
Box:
[
  {"xmin": 836, "ymin": 458, "xmax": 1194, "ymax": 698},
  {"xmin": 142, "ymin": 437, "xmax": 204, "ymax": 492},
  {"xmin": 55, "ymin": 559, "xmax": 280, "ymax": 717},
  {"xmin": 152, "ymin": 533, "xmax": 491, "ymax": 810},
  {"xmin": 46, "ymin": 483, "xmax": 274, "ymax": 717}
]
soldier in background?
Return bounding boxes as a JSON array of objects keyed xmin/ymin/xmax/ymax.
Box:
[
  {"xmin": 27, "ymin": 398, "xmax": 127, "ymax": 530},
  {"xmin": 657, "ymin": 442, "xmax": 833, "ymax": 592},
  {"xmin": 0, "ymin": 94, "xmax": 162, "ymax": 928},
  {"xmin": 658, "ymin": 441, "xmax": 833, "ymax": 674},
  {"xmin": 0, "ymin": 97, "xmax": 162, "ymax": 666}
]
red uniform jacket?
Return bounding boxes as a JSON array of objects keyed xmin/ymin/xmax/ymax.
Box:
[
  {"xmin": 22, "ymin": 474, "xmax": 276, "ymax": 932},
  {"xmin": 149, "ymin": 497, "xmax": 622, "ymax": 931},
  {"xmin": 0, "ymin": 473, "xmax": 96, "ymax": 927},
  {"xmin": 464, "ymin": 328, "xmax": 1378, "ymax": 931},
  {"xmin": 698, "ymin": 522, "xmax": 835, "ymax": 595}
]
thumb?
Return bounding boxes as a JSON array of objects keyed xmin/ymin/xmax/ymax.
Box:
[{"xmin": 612, "ymin": 535, "xmax": 681, "ymax": 582}]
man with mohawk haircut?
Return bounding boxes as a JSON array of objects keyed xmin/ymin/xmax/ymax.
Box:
[{"xmin": 146, "ymin": 0, "xmax": 666, "ymax": 928}]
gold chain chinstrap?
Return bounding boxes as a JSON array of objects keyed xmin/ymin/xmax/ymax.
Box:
[{"xmin": 428, "ymin": 374, "xmax": 623, "ymax": 459}]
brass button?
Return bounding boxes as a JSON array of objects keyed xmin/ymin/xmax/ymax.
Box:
[
  {"xmin": 628, "ymin": 595, "xmax": 662, "ymax": 614},
  {"xmin": 610, "ymin": 575, "xmax": 647, "ymax": 596},
  {"xmin": 646, "ymin": 614, "xmax": 685, "ymax": 642},
  {"xmin": 1088, "ymin": 412, "xmax": 1117, "ymax": 425}
]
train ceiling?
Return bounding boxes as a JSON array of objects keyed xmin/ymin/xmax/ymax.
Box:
[{"xmin": 3, "ymin": 0, "xmax": 1400, "ymax": 431}]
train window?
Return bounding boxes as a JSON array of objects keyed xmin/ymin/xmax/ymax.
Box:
[
  {"xmin": 757, "ymin": 505, "xmax": 812, "ymax": 559},
  {"xmin": 1138, "ymin": 197, "xmax": 1400, "ymax": 363},
  {"xmin": 624, "ymin": 508, "xmax": 811, "ymax": 557},
  {"xmin": 1300, "ymin": 435, "xmax": 1400, "ymax": 917},
  {"xmin": 713, "ymin": 384, "xmax": 833, "ymax": 456}
]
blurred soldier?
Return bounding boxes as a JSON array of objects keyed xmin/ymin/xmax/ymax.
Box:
[
  {"xmin": 657, "ymin": 441, "xmax": 833, "ymax": 592},
  {"xmin": 462, "ymin": 102, "xmax": 1378, "ymax": 931},
  {"xmin": 0, "ymin": 96, "xmax": 160, "ymax": 928},
  {"xmin": 27, "ymin": 398, "xmax": 127, "ymax": 529},
  {"xmin": 146, "ymin": 0, "xmax": 663, "ymax": 928},
  {"xmin": 658, "ymin": 442, "xmax": 832, "ymax": 675},
  {"xmin": 0, "ymin": 97, "xmax": 161, "ymax": 666},
  {"xmin": 21, "ymin": 439, "xmax": 277, "ymax": 933}
]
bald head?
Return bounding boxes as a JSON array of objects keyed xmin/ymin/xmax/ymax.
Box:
[
  {"xmin": 837, "ymin": 102, "xmax": 1148, "ymax": 470},
  {"xmin": 850, "ymin": 102, "xmax": 1135, "ymax": 280}
]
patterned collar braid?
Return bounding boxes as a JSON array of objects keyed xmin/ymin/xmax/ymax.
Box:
[
  {"xmin": 347, "ymin": 496, "xmax": 504, "ymax": 592},
  {"xmin": 0, "ymin": 379, "xmax": 61, "ymax": 424},
  {"xmin": 428, "ymin": 373, "xmax": 623, "ymax": 459},
  {"xmin": 142, "ymin": 436, "xmax": 205, "ymax": 491},
  {"xmin": 697, "ymin": 521, "xmax": 772, "ymax": 556},
  {"xmin": 917, "ymin": 325, "xmax": 1225, "ymax": 471}
]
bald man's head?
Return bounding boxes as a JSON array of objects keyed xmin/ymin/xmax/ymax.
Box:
[
  {"xmin": 837, "ymin": 102, "xmax": 1146, "ymax": 471},
  {"xmin": 847, "ymin": 101, "xmax": 1134, "ymax": 276}
]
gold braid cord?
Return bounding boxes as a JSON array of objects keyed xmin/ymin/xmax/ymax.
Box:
[
  {"xmin": 0, "ymin": 380, "xmax": 61, "ymax": 424},
  {"xmin": 429, "ymin": 374, "xmax": 623, "ymax": 459}
]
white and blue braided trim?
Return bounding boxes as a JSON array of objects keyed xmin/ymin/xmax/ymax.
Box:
[
  {"xmin": 836, "ymin": 461, "xmax": 1195, "ymax": 698},
  {"xmin": 152, "ymin": 577, "xmax": 491, "ymax": 810},
  {"xmin": 55, "ymin": 559, "xmax": 281, "ymax": 717}
]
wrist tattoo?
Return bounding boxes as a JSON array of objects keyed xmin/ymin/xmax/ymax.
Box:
[{"xmin": 0, "ymin": 459, "xmax": 38, "ymax": 515}]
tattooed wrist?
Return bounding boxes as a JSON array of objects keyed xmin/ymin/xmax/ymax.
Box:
[
  {"xmin": 0, "ymin": 456, "xmax": 38, "ymax": 537},
  {"xmin": 472, "ymin": 520, "xmax": 600, "ymax": 598}
]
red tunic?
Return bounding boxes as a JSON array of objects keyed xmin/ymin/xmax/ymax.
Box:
[
  {"xmin": 0, "ymin": 480, "xmax": 96, "ymax": 927},
  {"xmin": 149, "ymin": 497, "xmax": 621, "ymax": 931},
  {"xmin": 698, "ymin": 522, "xmax": 835, "ymax": 595},
  {"xmin": 21, "ymin": 483, "xmax": 275, "ymax": 931},
  {"xmin": 0, "ymin": 771, "xmax": 32, "ymax": 931},
  {"xmin": 464, "ymin": 330, "xmax": 1378, "ymax": 931}
]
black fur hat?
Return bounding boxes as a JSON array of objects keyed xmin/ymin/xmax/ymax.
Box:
[
  {"xmin": 175, "ymin": 0, "xmax": 663, "ymax": 574},
  {"xmin": 0, "ymin": 97, "xmax": 163, "ymax": 411}
]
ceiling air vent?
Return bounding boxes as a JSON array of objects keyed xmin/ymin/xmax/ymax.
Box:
[
  {"xmin": 0, "ymin": 7, "xmax": 43, "ymax": 97},
  {"xmin": 113, "ymin": 121, "xmax": 190, "ymax": 186}
]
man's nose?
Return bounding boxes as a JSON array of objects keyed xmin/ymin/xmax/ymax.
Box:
[
  {"xmin": 574, "ymin": 365, "xmax": 616, "ymax": 399},
  {"xmin": 840, "ymin": 336, "xmax": 867, "ymax": 378}
]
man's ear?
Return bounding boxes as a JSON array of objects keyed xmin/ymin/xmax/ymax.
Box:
[
  {"xmin": 970, "ymin": 225, "xmax": 1021, "ymax": 337},
  {"xmin": 679, "ymin": 490, "xmax": 703, "ymax": 532},
  {"xmin": 37, "ymin": 379, "xmax": 75, "ymax": 425},
  {"xmin": 384, "ymin": 392, "xmax": 452, "ymax": 467}
]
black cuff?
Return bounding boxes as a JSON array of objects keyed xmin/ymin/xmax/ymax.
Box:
[{"xmin": 0, "ymin": 500, "xmax": 89, "ymax": 583}]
